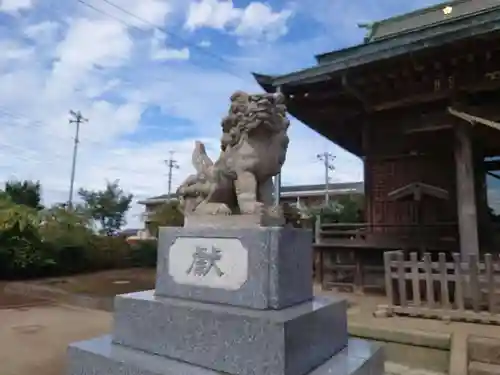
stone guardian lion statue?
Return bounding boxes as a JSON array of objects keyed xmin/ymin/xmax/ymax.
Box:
[{"xmin": 176, "ymin": 90, "xmax": 290, "ymax": 221}]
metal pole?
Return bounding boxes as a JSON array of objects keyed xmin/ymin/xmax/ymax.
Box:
[
  {"xmin": 68, "ymin": 110, "xmax": 87, "ymax": 209},
  {"xmin": 274, "ymin": 85, "xmax": 283, "ymax": 207},
  {"xmin": 166, "ymin": 150, "xmax": 179, "ymax": 196},
  {"xmin": 324, "ymin": 154, "xmax": 330, "ymax": 205},
  {"xmin": 317, "ymin": 151, "xmax": 335, "ymax": 207},
  {"xmin": 274, "ymin": 173, "xmax": 281, "ymax": 206}
]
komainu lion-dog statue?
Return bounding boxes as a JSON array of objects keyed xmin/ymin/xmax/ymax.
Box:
[{"xmin": 176, "ymin": 91, "xmax": 290, "ymax": 225}]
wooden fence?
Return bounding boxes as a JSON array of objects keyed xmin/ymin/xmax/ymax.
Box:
[{"xmin": 382, "ymin": 250, "xmax": 500, "ymax": 324}]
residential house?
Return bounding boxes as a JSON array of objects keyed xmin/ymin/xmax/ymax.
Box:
[{"xmin": 138, "ymin": 182, "xmax": 364, "ymax": 233}]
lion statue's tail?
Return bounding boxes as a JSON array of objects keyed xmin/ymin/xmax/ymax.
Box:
[{"xmin": 192, "ymin": 141, "xmax": 214, "ymax": 175}]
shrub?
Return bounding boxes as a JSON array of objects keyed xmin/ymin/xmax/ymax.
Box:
[
  {"xmin": 147, "ymin": 201, "xmax": 183, "ymax": 237},
  {"xmin": 0, "ymin": 198, "xmax": 158, "ymax": 279},
  {"xmin": 86, "ymin": 235, "xmax": 132, "ymax": 270},
  {"xmin": 129, "ymin": 239, "xmax": 158, "ymax": 268},
  {"xmin": 0, "ymin": 200, "xmax": 55, "ymax": 279},
  {"xmin": 0, "ymin": 231, "xmax": 56, "ymax": 279},
  {"xmin": 38, "ymin": 206, "xmax": 96, "ymax": 275}
]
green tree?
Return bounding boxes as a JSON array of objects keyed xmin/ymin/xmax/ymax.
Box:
[
  {"xmin": 0, "ymin": 195, "xmax": 40, "ymax": 232},
  {"xmin": 40, "ymin": 205, "xmax": 93, "ymax": 241},
  {"xmin": 2, "ymin": 180, "xmax": 44, "ymax": 210},
  {"xmin": 304, "ymin": 194, "xmax": 364, "ymax": 223},
  {"xmin": 147, "ymin": 200, "xmax": 184, "ymax": 237},
  {"xmin": 282, "ymin": 203, "xmax": 302, "ymax": 228},
  {"xmin": 0, "ymin": 195, "xmax": 53, "ymax": 276},
  {"xmin": 78, "ymin": 181, "xmax": 133, "ymax": 235}
]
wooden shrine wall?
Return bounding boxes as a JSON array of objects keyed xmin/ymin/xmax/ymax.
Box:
[{"xmin": 364, "ymin": 122, "xmax": 457, "ymax": 233}]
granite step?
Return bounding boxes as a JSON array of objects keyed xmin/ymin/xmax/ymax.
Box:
[
  {"xmin": 112, "ymin": 291, "xmax": 348, "ymax": 375},
  {"xmin": 468, "ymin": 361, "xmax": 500, "ymax": 375},
  {"xmin": 468, "ymin": 336, "xmax": 500, "ymax": 366},
  {"xmin": 68, "ymin": 335, "xmax": 384, "ymax": 375}
]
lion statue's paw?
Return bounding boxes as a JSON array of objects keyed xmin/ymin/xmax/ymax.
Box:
[
  {"xmin": 239, "ymin": 201, "xmax": 264, "ymax": 215},
  {"xmin": 195, "ymin": 202, "xmax": 232, "ymax": 216}
]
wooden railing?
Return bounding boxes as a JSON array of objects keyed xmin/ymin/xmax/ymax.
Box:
[
  {"xmin": 313, "ymin": 220, "xmax": 386, "ymax": 292},
  {"xmin": 314, "ymin": 216, "xmax": 457, "ymax": 249},
  {"xmin": 381, "ymin": 250, "xmax": 500, "ymax": 324},
  {"xmin": 313, "ymin": 217, "xmax": 458, "ymax": 293}
]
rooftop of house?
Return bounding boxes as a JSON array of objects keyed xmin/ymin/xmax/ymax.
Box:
[
  {"xmin": 138, "ymin": 181, "xmax": 364, "ymax": 205},
  {"xmin": 119, "ymin": 228, "xmax": 141, "ymax": 236}
]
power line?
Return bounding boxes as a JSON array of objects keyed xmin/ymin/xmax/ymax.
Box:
[
  {"xmin": 77, "ymin": 0, "xmax": 249, "ymax": 82},
  {"xmin": 0, "ymin": 107, "xmax": 105, "ymax": 148},
  {"xmin": 0, "ymin": 0, "xmax": 253, "ymax": 202},
  {"xmin": 76, "ymin": 0, "xmax": 134, "ymax": 27},
  {"xmin": 165, "ymin": 150, "xmax": 179, "ymax": 196},
  {"xmin": 317, "ymin": 151, "xmax": 335, "ymax": 206},
  {"xmin": 96, "ymin": 0, "xmax": 248, "ymax": 81},
  {"xmin": 0, "ymin": 132, "xmax": 179, "ymax": 180},
  {"xmin": 68, "ymin": 110, "xmax": 88, "ymax": 208},
  {"xmin": 0, "ymin": 104, "xmax": 182, "ymax": 143}
]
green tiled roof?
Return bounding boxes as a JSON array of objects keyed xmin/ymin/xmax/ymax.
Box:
[
  {"xmin": 254, "ymin": 2, "xmax": 500, "ymax": 88},
  {"xmin": 366, "ymin": 0, "xmax": 500, "ymax": 43}
]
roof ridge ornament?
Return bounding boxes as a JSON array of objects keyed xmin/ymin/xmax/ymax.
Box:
[
  {"xmin": 442, "ymin": 5, "xmax": 453, "ymax": 16},
  {"xmin": 357, "ymin": 22, "xmax": 377, "ymax": 43}
]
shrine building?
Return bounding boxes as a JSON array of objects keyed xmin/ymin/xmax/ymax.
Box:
[{"xmin": 255, "ymin": 0, "xmax": 500, "ymax": 257}]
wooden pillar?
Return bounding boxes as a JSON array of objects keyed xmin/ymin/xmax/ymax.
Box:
[
  {"xmin": 474, "ymin": 148, "xmax": 490, "ymax": 250},
  {"xmin": 361, "ymin": 120, "xmax": 372, "ymax": 229},
  {"xmin": 454, "ymin": 122, "xmax": 479, "ymax": 256}
]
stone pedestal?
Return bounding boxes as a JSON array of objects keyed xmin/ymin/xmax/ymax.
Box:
[{"xmin": 67, "ymin": 226, "xmax": 384, "ymax": 375}]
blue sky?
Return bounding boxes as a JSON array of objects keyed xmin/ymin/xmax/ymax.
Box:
[{"xmin": 0, "ymin": 0, "xmax": 454, "ymax": 227}]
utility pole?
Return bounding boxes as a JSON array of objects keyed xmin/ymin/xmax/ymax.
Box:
[
  {"xmin": 317, "ymin": 152, "xmax": 335, "ymax": 206},
  {"xmin": 274, "ymin": 85, "xmax": 283, "ymax": 207},
  {"xmin": 165, "ymin": 151, "xmax": 179, "ymax": 196},
  {"xmin": 274, "ymin": 173, "xmax": 281, "ymax": 206},
  {"xmin": 68, "ymin": 110, "xmax": 88, "ymax": 209}
]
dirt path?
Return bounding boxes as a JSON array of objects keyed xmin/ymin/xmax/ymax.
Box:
[
  {"xmin": 0, "ymin": 282, "xmax": 50, "ymax": 309},
  {"xmin": 0, "ymin": 304, "xmax": 111, "ymax": 375},
  {"xmin": 3, "ymin": 269, "xmax": 493, "ymax": 375},
  {"xmin": 0, "ymin": 302, "xmax": 441, "ymax": 375}
]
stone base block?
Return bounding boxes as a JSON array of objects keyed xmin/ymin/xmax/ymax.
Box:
[
  {"xmin": 68, "ymin": 335, "xmax": 384, "ymax": 375},
  {"xmin": 155, "ymin": 226, "xmax": 313, "ymax": 309},
  {"xmin": 112, "ymin": 291, "xmax": 347, "ymax": 375}
]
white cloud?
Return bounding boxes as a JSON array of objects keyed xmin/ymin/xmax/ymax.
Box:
[
  {"xmin": 150, "ymin": 29, "xmax": 190, "ymax": 61},
  {"xmin": 24, "ymin": 20, "xmax": 59, "ymax": 40},
  {"xmin": 0, "ymin": 0, "xmax": 33, "ymax": 14},
  {"xmin": 234, "ymin": 2, "xmax": 293, "ymax": 42},
  {"xmin": 198, "ymin": 39, "xmax": 211, "ymax": 48},
  {"xmin": 0, "ymin": 41, "xmax": 34, "ymax": 63},
  {"xmin": 82, "ymin": 0, "xmax": 172, "ymax": 30},
  {"xmin": 55, "ymin": 18, "xmax": 132, "ymax": 71},
  {"xmin": 185, "ymin": 0, "xmax": 240, "ymax": 31},
  {"xmin": 0, "ymin": 0, "xmax": 370, "ymax": 230},
  {"xmin": 281, "ymin": 121, "xmax": 363, "ymax": 186},
  {"xmin": 185, "ymin": 0, "xmax": 293, "ymax": 42},
  {"xmin": 124, "ymin": 0, "xmax": 172, "ymax": 26}
]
